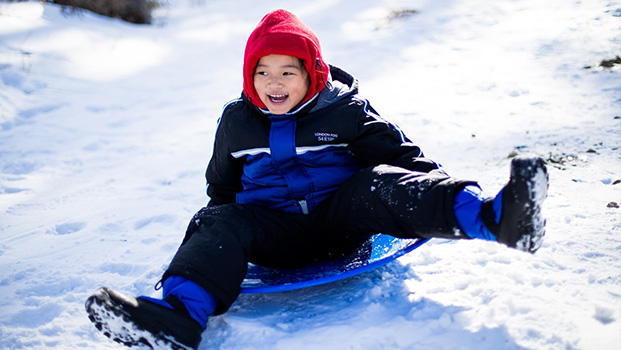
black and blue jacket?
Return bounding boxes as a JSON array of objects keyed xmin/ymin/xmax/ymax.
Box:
[{"xmin": 205, "ymin": 66, "xmax": 440, "ymax": 214}]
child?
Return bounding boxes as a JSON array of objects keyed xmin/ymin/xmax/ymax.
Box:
[{"xmin": 85, "ymin": 9, "xmax": 548, "ymax": 350}]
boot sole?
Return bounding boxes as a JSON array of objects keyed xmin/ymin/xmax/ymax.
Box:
[{"xmin": 510, "ymin": 156, "xmax": 549, "ymax": 252}]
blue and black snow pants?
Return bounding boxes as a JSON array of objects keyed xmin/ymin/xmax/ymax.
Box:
[{"xmin": 163, "ymin": 165, "xmax": 475, "ymax": 314}]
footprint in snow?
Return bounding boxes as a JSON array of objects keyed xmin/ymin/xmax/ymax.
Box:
[
  {"xmin": 0, "ymin": 186, "xmax": 28, "ymax": 194},
  {"xmin": 133, "ymin": 214, "xmax": 176, "ymax": 230},
  {"xmin": 47, "ymin": 222, "xmax": 87, "ymax": 235}
]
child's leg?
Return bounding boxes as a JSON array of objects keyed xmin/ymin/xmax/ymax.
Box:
[
  {"xmin": 314, "ymin": 164, "xmax": 476, "ymax": 240},
  {"xmin": 86, "ymin": 203, "xmax": 320, "ymax": 349},
  {"xmin": 315, "ymin": 155, "xmax": 548, "ymax": 253},
  {"xmin": 162, "ymin": 204, "xmax": 325, "ymax": 314}
]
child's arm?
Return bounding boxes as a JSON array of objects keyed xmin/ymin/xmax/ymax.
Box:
[
  {"xmin": 205, "ymin": 113, "xmax": 244, "ymax": 207},
  {"xmin": 348, "ymin": 100, "xmax": 442, "ymax": 173}
]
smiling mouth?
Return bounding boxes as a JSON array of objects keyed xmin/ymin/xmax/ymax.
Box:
[{"xmin": 268, "ymin": 94, "xmax": 288, "ymax": 104}]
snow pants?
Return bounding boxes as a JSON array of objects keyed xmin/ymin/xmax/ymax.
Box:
[{"xmin": 163, "ymin": 165, "xmax": 475, "ymax": 314}]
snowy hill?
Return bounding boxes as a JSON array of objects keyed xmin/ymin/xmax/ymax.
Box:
[{"xmin": 0, "ymin": 0, "xmax": 619, "ymax": 349}]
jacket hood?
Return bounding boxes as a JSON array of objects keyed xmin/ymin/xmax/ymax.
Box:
[
  {"xmin": 311, "ymin": 65, "xmax": 358, "ymax": 113},
  {"xmin": 243, "ymin": 9, "xmax": 330, "ymax": 111}
]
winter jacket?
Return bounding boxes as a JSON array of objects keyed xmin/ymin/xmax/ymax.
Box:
[{"xmin": 205, "ymin": 66, "xmax": 440, "ymax": 214}]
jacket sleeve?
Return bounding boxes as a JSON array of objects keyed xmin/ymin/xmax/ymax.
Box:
[
  {"xmin": 205, "ymin": 112, "xmax": 244, "ymax": 206},
  {"xmin": 348, "ymin": 99, "xmax": 441, "ymax": 173}
]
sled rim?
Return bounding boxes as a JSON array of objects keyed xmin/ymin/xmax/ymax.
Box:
[{"xmin": 240, "ymin": 236, "xmax": 430, "ymax": 294}]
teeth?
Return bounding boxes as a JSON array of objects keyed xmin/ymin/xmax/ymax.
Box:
[{"xmin": 269, "ymin": 94, "xmax": 287, "ymax": 103}]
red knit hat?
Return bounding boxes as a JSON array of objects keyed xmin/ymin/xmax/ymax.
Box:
[{"xmin": 243, "ymin": 9, "xmax": 330, "ymax": 110}]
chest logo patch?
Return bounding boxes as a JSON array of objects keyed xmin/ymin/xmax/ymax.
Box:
[{"xmin": 315, "ymin": 132, "xmax": 338, "ymax": 142}]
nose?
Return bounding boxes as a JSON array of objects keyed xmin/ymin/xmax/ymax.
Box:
[{"xmin": 267, "ymin": 76, "xmax": 283, "ymax": 88}]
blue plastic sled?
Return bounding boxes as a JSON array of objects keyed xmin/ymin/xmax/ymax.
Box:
[{"xmin": 240, "ymin": 234, "xmax": 429, "ymax": 294}]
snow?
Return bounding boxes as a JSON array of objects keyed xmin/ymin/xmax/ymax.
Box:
[{"xmin": 0, "ymin": 0, "xmax": 619, "ymax": 349}]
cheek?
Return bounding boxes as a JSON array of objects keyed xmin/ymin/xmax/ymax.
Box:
[
  {"xmin": 253, "ymin": 79, "xmax": 263, "ymax": 94},
  {"xmin": 293, "ymin": 76, "xmax": 310, "ymax": 93}
]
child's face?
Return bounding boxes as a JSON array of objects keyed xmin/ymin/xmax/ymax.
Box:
[{"xmin": 253, "ymin": 54, "xmax": 310, "ymax": 114}]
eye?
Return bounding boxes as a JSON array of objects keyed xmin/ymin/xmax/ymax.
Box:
[{"xmin": 255, "ymin": 71, "xmax": 267, "ymax": 76}]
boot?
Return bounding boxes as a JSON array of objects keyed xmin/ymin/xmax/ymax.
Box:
[
  {"xmin": 481, "ymin": 155, "xmax": 549, "ymax": 253},
  {"xmin": 85, "ymin": 287, "xmax": 203, "ymax": 350}
]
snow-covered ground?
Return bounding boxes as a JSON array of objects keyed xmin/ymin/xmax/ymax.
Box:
[{"xmin": 1, "ymin": 0, "xmax": 619, "ymax": 349}]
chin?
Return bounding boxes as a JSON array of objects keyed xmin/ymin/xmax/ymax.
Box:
[{"xmin": 266, "ymin": 105, "xmax": 290, "ymax": 115}]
